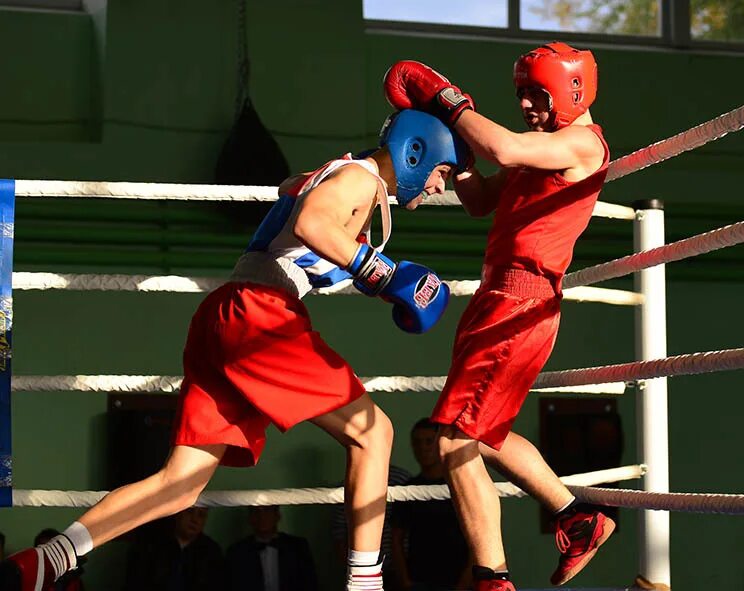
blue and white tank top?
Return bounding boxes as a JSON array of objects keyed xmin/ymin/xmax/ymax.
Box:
[{"xmin": 230, "ymin": 154, "xmax": 391, "ymax": 298}]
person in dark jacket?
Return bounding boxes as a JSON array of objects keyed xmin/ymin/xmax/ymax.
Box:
[
  {"xmin": 226, "ymin": 505, "xmax": 317, "ymax": 591},
  {"xmin": 123, "ymin": 506, "xmax": 223, "ymax": 591}
]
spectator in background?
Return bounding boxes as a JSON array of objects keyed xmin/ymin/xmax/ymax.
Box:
[
  {"xmin": 34, "ymin": 529, "xmax": 85, "ymax": 591},
  {"xmin": 0, "ymin": 531, "xmax": 5, "ymax": 561},
  {"xmin": 122, "ymin": 506, "xmax": 224, "ymax": 591},
  {"xmin": 331, "ymin": 465, "xmax": 412, "ymax": 591},
  {"xmin": 225, "ymin": 505, "xmax": 317, "ymax": 591},
  {"xmin": 392, "ymin": 419, "xmax": 471, "ymax": 590}
]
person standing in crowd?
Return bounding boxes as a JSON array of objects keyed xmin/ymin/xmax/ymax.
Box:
[
  {"xmin": 122, "ymin": 506, "xmax": 224, "ymax": 591},
  {"xmin": 392, "ymin": 419, "xmax": 471, "ymax": 590},
  {"xmin": 226, "ymin": 505, "xmax": 317, "ymax": 591}
]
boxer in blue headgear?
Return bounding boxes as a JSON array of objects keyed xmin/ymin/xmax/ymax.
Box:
[
  {"xmin": 0, "ymin": 108, "xmax": 472, "ymax": 591},
  {"xmin": 379, "ymin": 109, "xmax": 471, "ymax": 207}
]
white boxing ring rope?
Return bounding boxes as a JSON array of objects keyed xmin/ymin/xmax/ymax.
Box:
[
  {"xmin": 532, "ymin": 348, "xmax": 744, "ymax": 389},
  {"xmin": 10, "ymin": 374, "xmax": 628, "ymax": 396},
  {"xmin": 14, "ymin": 466, "xmax": 645, "ymax": 508},
  {"xmin": 10, "ymin": 103, "xmax": 744, "ymax": 589},
  {"xmin": 563, "ymin": 219, "xmax": 744, "ymax": 289},
  {"xmin": 12, "ymin": 179, "xmax": 637, "ymax": 220},
  {"xmin": 13, "ymin": 343, "xmax": 744, "ymax": 396},
  {"xmin": 10, "ymin": 273, "xmax": 645, "ymax": 306},
  {"xmin": 606, "ymin": 103, "xmax": 744, "ymax": 182},
  {"xmin": 13, "ymin": 465, "xmax": 744, "ymax": 515},
  {"xmin": 566, "ymin": 485, "xmax": 744, "ymax": 516}
]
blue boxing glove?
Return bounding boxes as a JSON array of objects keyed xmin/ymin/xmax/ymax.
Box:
[{"xmin": 347, "ymin": 243, "xmax": 449, "ymax": 334}]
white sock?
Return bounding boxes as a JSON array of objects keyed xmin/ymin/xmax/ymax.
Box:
[
  {"xmin": 555, "ymin": 496, "xmax": 576, "ymax": 515},
  {"xmin": 347, "ymin": 549, "xmax": 383, "ymax": 591},
  {"xmin": 348, "ymin": 549, "xmax": 380, "ymax": 566},
  {"xmin": 40, "ymin": 535, "xmax": 77, "ymax": 580},
  {"xmin": 63, "ymin": 521, "xmax": 94, "ymax": 556}
]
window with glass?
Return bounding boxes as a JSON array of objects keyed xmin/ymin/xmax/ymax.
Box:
[
  {"xmin": 690, "ymin": 0, "xmax": 744, "ymax": 42},
  {"xmin": 521, "ymin": 0, "xmax": 660, "ymax": 37},
  {"xmin": 0, "ymin": 0, "xmax": 83, "ymax": 10},
  {"xmin": 363, "ymin": 0, "xmax": 508, "ymax": 29},
  {"xmin": 364, "ymin": 0, "xmax": 744, "ymax": 50}
]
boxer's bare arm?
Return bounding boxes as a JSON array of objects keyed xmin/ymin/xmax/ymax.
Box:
[
  {"xmin": 291, "ymin": 165, "xmax": 378, "ymax": 268},
  {"xmin": 455, "ymin": 111, "xmax": 604, "ymax": 180}
]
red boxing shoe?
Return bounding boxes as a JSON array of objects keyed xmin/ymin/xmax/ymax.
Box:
[
  {"xmin": 0, "ymin": 547, "xmax": 57, "ymax": 591},
  {"xmin": 551, "ymin": 506, "xmax": 616, "ymax": 585}
]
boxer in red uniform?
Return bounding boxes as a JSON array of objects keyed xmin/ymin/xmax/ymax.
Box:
[
  {"xmin": 384, "ymin": 43, "xmax": 615, "ymax": 590},
  {"xmin": 0, "ymin": 110, "xmax": 470, "ymax": 591}
]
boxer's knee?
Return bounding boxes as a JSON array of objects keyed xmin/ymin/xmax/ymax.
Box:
[
  {"xmin": 355, "ymin": 408, "xmax": 393, "ymax": 457},
  {"xmin": 156, "ymin": 445, "xmax": 223, "ymax": 510},
  {"xmin": 438, "ymin": 425, "xmax": 479, "ymax": 469}
]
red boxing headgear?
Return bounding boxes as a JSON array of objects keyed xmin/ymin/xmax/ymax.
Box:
[{"xmin": 513, "ymin": 41, "xmax": 597, "ymax": 130}]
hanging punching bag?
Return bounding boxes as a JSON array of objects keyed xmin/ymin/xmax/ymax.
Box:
[
  {"xmin": 214, "ymin": 96, "xmax": 290, "ymax": 185},
  {"xmin": 215, "ymin": 0, "xmax": 289, "ymax": 186}
]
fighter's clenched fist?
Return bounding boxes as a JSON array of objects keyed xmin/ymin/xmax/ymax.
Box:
[{"xmin": 383, "ymin": 60, "xmax": 475, "ymax": 126}]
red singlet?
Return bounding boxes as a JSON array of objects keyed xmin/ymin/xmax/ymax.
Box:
[{"xmin": 431, "ymin": 124, "xmax": 609, "ymax": 448}]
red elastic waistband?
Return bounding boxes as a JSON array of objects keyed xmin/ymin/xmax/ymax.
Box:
[{"xmin": 481, "ymin": 267, "xmax": 558, "ymax": 299}]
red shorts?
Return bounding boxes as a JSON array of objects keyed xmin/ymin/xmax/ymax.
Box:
[
  {"xmin": 173, "ymin": 282, "xmax": 366, "ymax": 467},
  {"xmin": 431, "ymin": 277, "xmax": 561, "ymax": 450}
]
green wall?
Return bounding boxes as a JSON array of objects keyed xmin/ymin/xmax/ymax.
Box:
[{"xmin": 0, "ymin": 1, "xmax": 742, "ymax": 590}]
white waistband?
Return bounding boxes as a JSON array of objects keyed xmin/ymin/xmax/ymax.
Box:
[{"xmin": 229, "ymin": 252, "xmax": 313, "ymax": 299}]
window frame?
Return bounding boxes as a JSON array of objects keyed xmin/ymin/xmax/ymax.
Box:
[
  {"xmin": 364, "ymin": 0, "xmax": 744, "ymax": 54},
  {"xmin": 0, "ymin": 0, "xmax": 84, "ymax": 12}
]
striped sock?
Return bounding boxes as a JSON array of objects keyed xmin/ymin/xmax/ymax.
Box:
[
  {"xmin": 40, "ymin": 534, "xmax": 78, "ymax": 580},
  {"xmin": 346, "ymin": 549, "xmax": 383, "ymax": 591}
]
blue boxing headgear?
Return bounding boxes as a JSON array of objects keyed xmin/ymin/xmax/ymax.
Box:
[{"xmin": 379, "ymin": 109, "xmax": 470, "ymax": 206}]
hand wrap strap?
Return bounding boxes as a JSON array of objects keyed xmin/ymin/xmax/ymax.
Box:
[{"xmin": 348, "ymin": 243, "xmax": 396, "ymax": 296}]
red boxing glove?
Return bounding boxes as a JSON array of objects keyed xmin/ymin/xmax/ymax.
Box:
[{"xmin": 383, "ymin": 60, "xmax": 475, "ymax": 126}]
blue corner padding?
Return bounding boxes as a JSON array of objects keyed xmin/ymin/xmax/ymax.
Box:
[{"xmin": 0, "ymin": 179, "xmax": 14, "ymax": 507}]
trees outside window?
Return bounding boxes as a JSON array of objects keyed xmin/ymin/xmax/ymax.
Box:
[{"xmin": 365, "ymin": 0, "xmax": 744, "ymax": 49}]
